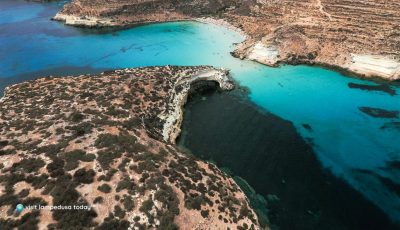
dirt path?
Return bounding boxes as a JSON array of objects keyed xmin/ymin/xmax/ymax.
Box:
[{"xmin": 316, "ymin": 0, "xmax": 333, "ymax": 21}]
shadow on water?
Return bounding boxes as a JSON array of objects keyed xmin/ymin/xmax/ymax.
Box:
[{"xmin": 177, "ymin": 86, "xmax": 399, "ymax": 230}]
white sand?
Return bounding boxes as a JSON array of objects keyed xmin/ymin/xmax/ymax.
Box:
[{"xmin": 195, "ymin": 17, "xmax": 247, "ymax": 39}]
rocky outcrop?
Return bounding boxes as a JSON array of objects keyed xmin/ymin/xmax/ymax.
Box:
[
  {"xmin": 55, "ymin": 0, "xmax": 400, "ymax": 80},
  {"xmin": 53, "ymin": 13, "xmax": 118, "ymax": 27},
  {"xmin": 0, "ymin": 66, "xmax": 259, "ymax": 229},
  {"xmin": 160, "ymin": 68, "xmax": 234, "ymax": 144},
  {"xmin": 245, "ymin": 42, "xmax": 279, "ymax": 66},
  {"xmin": 346, "ymin": 54, "xmax": 400, "ymax": 80},
  {"xmin": 54, "ymin": 0, "xmax": 245, "ymax": 27},
  {"xmin": 228, "ymin": 0, "xmax": 400, "ymax": 80}
]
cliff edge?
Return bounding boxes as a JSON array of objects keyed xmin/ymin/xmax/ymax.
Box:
[{"xmin": 0, "ymin": 66, "xmax": 260, "ymax": 229}]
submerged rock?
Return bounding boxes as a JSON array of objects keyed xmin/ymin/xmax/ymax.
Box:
[
  {"xmin": 302, "ymin": 124, "xmax": 313, "ymax": 132},
  {"xmin": 359, "ymin": 107, "xmax": 399, "ymax": 119},
  {"xmin": 348, "ymin": 82, "xmax": 397, "ymax": 96},
  {"xmin": 380, "ymin": 122, "xmax": 400, "ymax": 130},
  {"xmin": 178, "ymin": 89, "xmax": 400, "ymax": 230}
]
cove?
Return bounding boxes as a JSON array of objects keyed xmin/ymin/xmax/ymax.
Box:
[
  {"xmin": 1, "ymin": 0, "xmax": 400, "ymax": 228},
  {"xmin": 178, "ymin": 88, "xmax": 398, "ymax": 230}
]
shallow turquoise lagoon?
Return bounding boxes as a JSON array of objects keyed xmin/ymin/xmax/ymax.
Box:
[{"xmin": 1, "ymin": 0, "xmax": 399, "ymax": 223}]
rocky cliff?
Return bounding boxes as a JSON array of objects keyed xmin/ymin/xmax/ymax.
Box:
[
  {"xmin": 55, "ymin": 0, "xmax": 400, "ymax": 80},
  {"xmin": 0, "ymin": 66, "xmax": 260, "ymax": 229}
]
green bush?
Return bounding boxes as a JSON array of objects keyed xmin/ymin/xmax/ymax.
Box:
[
  {"xmin": 97, "ymin": 184, "xmax": 112, "ymax": 193},
  {"xmin": 73, "ymin": 168, "xmax": 95, "ymax": 184},
  {"xmin": 47, "ymin": 158, "xmax": 65, "ymax": 178},
  {"xmin": 64, "ymin": 150, "xmax": 96, "ymax": 171},
  {"xmin": 70, "ymin": 112, "xmax": 85, "ymax": 122},
  {"xmin": 114, "ymin": 205, "xmax": 126, "ymax": 219},
  {"xmin": 18, "ymin": 189, "xmax": 30, "ymax": 198},
  {"xmin": 0, "ymin": 140, "xmax": 8, "ymax": 147},
  {"xmin": 68, "ymin": 122, "xmax": 93, "ymax": 137},
  {"xmin": 26, "ymin": 174, "xmax": 49, "ymax": 189},
  {"xmin": 123, "ymin": 195, "xmax": 134, "ymax": 211},
  {"xmin": 118, "ymin": 158, "xmax": 130, "ymax": 172},
  {"xmin": 184, "ymin": 195, "xmax": 203, "ymax": 210},
  {"xmin": 95, "ymin": 134, "xmax": 138, "ymax": 154},
  {"xmin": 12, "ymin": 158, "xmax": 45, "ymax": 173},
  {"xmin": 96, "ymin": 218, "xmax": 130, "ymax": 230},
  {"xmin": 97, "ymin": 151, "xmax": 121, "ymax": 170},
  {"xmin": 52, "ymin": 186, "xmax": 97, "ymax": 229},
  {"xmin": 201, "ymin": 210, "xmax": 209, "ymax": 218},
  {"xmin": 139, "ymin": 199, "xmax": 154, "ymax": 213},
  {"xmin": 94, "ymin": 196, "xmax": 104, "ymax": 204},
  {"xmin": 0, "ymin": 210, "xmax": 41, "ymax": 229},
  {"xmin": 122, "ymin": 118, "xmax": 141, "ymax": 130},
  {"xmin": 105, "ymin": 106, "xmax": 129, "ymax": 118},
  {"xmin": 240, "ymin": 204, "xmax": 250, "ymax": 218},
  {"xmin": 116, "ymin": 177, "xmax": 135, "ymax": 192},
  {"xmin": 98, "ymin": 168, "xmax": 117, "ymax": 181}
]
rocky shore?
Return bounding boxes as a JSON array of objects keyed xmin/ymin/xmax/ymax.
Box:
[
  {"xmin": 0, "ymin": 66, "xmax": 259, "ymax": 229},
  {"xmin": 54, "ymin": 0, "xmax": 400, "ymax": 81},
  {"xmin": 53, "ymin": 13, "xmax": 119, "ymax": 27},
  {"xmin": 160, "ymin": 68, "xmax": 234, "ymax": 144}
]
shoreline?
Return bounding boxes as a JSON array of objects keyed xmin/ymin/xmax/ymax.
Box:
[
  {"xmin": 0, "ymin": 66, "xmax": 234, "ymax": 145},
  {"xmin": 0, "ymin": 65, "xmax": 261, "ymax": 229},
  {"xmin": 3, "ymin": 1, "xmax": 398, "ymax": 227},
  {"xmin": 161, "ymin": 68, "xmax": 234, "ymax": 144},
  {"xmin": 53, "ymin": 12, "xmax": 400, "ymax": 82},
  {"xmin": 178, "ymin": 85, "xmax": 400, "ymax": 229},
  {"xmin": 232, "ymin": 39, "xmax": 400, "ymax": 82},
  {"xmin": 194, "ymin": 17, "xmax": 248, "ymax": 39},
  {"xmin": 181, "ymin": 18, "xmax": 400, "ymax": 82},
  {"xmin": 52, "ymin": 13, "xmax": 185, "ymax": 30}
]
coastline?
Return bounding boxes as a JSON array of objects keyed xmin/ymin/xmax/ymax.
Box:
[
  {"xmin": 52, "ymin": 13, "xmax": 192, "ymax": 29},
  {"xmin": 231, "ymin": 39, "xmax": 400, "ymax": 81},
  {"xmin": 161, "ymin": 68, "xmax": 234, "ymax": 144},
  {"xmin": 197, "ymin": 18, "xmax": 400, "ymax": 81},
  {"xmin": 0, "ymin": 66, "xmax": 261, "ymax": 229},
  {"xmin": 0, "ymin": 66, "xmax": 234, "ymax": 146},
  {"xmin": 0, "ymin": 0, "xmax": 396, "ymax": 227},
  {"xmin": 52, "ymin": 13, "xmax": 120, "ymax": 27},
  {"xmin": 194, "ymin": 17, "xmax": 248, "ymax": 39},
  {"xmin": 177, "ymin": 86, "xmax": 400, "ymax": 230},
  {"xmin": 52, "ymin": 12, "xmax": 400, "ymax": 82}
]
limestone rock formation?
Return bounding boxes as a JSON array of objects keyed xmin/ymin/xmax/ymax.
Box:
[{"xmin": 228, "ymin": 0, "xmax": 400, "ymax": 80}]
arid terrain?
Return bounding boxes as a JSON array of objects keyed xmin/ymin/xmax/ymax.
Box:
[
  {"xmin": 0, "ymin": 66, "xmax": 260, "ymax": 229},
  {"xmin": 1, "ymin": 1, "xmax": 399, "ymax": 229},
  {"xmin": 54, "ymin": 0, "xmax": 400, "ymax": 80}
]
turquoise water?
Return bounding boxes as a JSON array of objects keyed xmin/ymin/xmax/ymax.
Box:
[
  {"xmin": 1, "ymin": 0, "xmax": 399, "ymax": 224},
  {"xmin": 237, "ymin": 65, "xmax": 400, "ymax": 221}
]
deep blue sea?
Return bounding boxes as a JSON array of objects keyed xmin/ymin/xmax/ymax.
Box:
[{"xmin": 1, "ymin": 0, "xmax": 399, "ymax": 227}]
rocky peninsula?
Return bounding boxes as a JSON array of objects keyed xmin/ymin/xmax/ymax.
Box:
[
  {"xmin": 0, "ymin": 66, "xmax": 259, "ymax": 229},
  {"xmin": 54, "ymin": 0, "xmax": 400, "ymax": 80}
]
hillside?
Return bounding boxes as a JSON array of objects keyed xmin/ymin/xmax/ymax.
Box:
[
  {"xmin": 54, "ymin": 0, "xmax": 400, "ymax": 80},
  {"xmin": 0, "ymin": 66, "xmax": 260, "ymax": 229}
]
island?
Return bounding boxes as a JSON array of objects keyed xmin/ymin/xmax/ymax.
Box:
[{"xmin": 0, "ymin": 66, "xmax": 260, "ymax": 229}]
